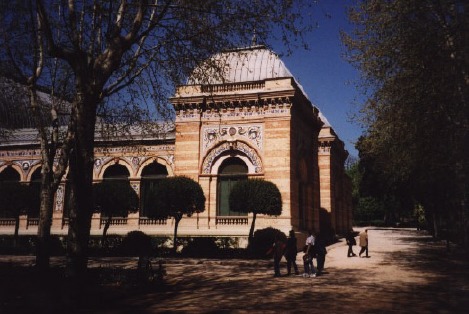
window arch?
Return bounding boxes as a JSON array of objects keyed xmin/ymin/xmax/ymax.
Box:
[
  {"xmin": 103, "ymin": 164, "xmax": 130, "ymax": 180},
  {"xmin": 140, "ymin": 162, "xmax": 168, "ymax": 217},
  {"xmin": 0, "ymin": 166, "xmax": 20, "ymax": 182},
  {"xmin": 0, "ymin": 166, "xmax": 22, "ymax": 218},
  {"xmin": 217, "ymin": 157, "xmax": 248, "ymax": 216}
]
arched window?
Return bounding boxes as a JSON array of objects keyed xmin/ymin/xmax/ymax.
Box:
[
  {"xmin": 0, "ymin": 166, "xmax": 20, "ymax": 182},
  {"xmin": 103, "ymin": 164, "xmax": 130, "ymax": 181},
  {"xmin": 140, "ymin": 162, "xmax": 168, "ymax": 217},
  {"xmin": 0, "ymin": 166, "xmax": 21, "ymax": 218},
  {"xmin": 217, "ymin": 157, "xmax": 248, "ymax": 216}
]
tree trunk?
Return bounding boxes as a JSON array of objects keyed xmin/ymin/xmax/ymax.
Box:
[
  {"xmin": 66, "ymin": 91, "xmax": 98, "ymax": 276},
  {"xmin": 101, "ymin": 215, "xmax": 112, "ymax": 248},
  {"xmin": 36, "ymin": 182, "xmax": 55, "ymax": 269},
  {"xmin": 173, "ymin": 215, "xmax": 182, "ymax": 253},
  {"xmin": 248, "ymin": 212, "xmax": 257, "ymax": 246},
  {"xmin": 14, "ymin": 214, "xmax": 20, "ymax": 248}
]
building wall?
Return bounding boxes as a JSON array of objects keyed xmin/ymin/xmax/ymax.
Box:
[
  {"xmin": 0, "ymin": 81, "xmax": 351, "ymax": 242},
  {"xmin": 318, "ymin": 127, "xmax": 351, "ymax": 235}
]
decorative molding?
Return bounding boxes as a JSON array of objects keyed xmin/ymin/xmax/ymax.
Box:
[
  {"xmin": 131, "ymin": 182, "xmax": 140, "ymax": 194},
  {"xmin": 0, "ymin": 149, "xmax": 42, "ymax": 158},
  {"xmin": 55, "ymin": 185, "xmax": 65, "ymax": 212},
  {"xmin": 202, "ymin": 124, "xmax": 263, "ymax": 154},
  {"xmin": 318, "ymin": 140, "xmax": 333, "ymax": 153},
  {"xmin": 95, "ymin": 145, "xmax": 175, "ymax": 154},
  {"xmin": 201, "ymin": 141, "xmax": 263, "ymax": 174}
]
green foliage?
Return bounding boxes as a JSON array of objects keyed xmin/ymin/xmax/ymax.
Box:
[
  {"xmin": 343, "ymin": 0, "xmax": 468, "ymax": 240},
  {"xmin": 229, "ymin": 179, "xmax": 282, "ymax": 242},
  {"xmin": 414, "ymin": 204, "xmax": 427, "ymax": 229},
  {"xmin": 354, "ymin": 197, "xmax": 385, "ymax": 222},
  {"xmin": 145, "ymin": 176, "xmax": 206, "ymax": 221},
  {"xmin": 229, "ymin": 179, "xmax": 282, "ymax": 216},
  {"xmin": 249, "ymin": 227, "xmax": 286, "ymax": 258},
  {"xmin": 145, "ymin": 176, "xmax": 205, "ymax": 252},
  {"xmin": 93, "ymin": 181, "xmax": 138, "ymax": 217},
  {"xmin": 0, "ymin": 182, "xmax": 39, "ymax": 217}
]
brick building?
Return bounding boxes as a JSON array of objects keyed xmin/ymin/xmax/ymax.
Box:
[{"xmin": 0, "ymin": 46, "xmax": 352, "ymax": 244}]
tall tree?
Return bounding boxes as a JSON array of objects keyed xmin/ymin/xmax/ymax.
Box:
[
  {"xmin": 145, "ymin": 176, "xmax": 205, "ymax": 253},
  {"xmin": 0, "ymin": 1, "xmax": 73, "ymax": 269},
  {"xmin": 1, "ymin": 0, "xmax": 314, "ymax": 275},
  {"xmin": 343, "ymin": 0, "xmax": 468, "ymax": 241},
  {"xmin": 229, "ymin": 179, "xmax": 282, "ymax": 245},
  {"xmin": 92, "ymin": 180, "xmax": 138, "ymax": 246}
]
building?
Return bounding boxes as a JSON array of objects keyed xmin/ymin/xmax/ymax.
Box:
[{"xmin": 0, "ymin": 46, "xmax": 352, "ymax": 244}]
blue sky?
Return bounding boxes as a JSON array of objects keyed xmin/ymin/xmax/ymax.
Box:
[{"xmin": 277, "ymin": 0, "xmax": 364, "ymax": 158}]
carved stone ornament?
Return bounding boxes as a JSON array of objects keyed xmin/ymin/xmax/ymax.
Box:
[
  {"xmin": 55, "ymin": 185, "xmax": 65, "ymax": 212},
  {"xmin": 202, "ymin": 124, "xmax": 263, "ymax": 153},
  {"xmin": 201, "ymin": 141, "xmax": 263, "ymax": 174}
]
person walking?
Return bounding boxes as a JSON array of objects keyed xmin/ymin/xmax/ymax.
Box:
[
  {"xmin": 315, "ymin": 232, "xmax": 327, "ymax": 275},
  {"xmin": 302, "ymin": 230, "xmax": 317, "ymax": 277},
  {"xmin": 284, "ymin": 230, "xmax": 300, "ymax": 276},
  {"xmin": 359, "ymin": 229, "xmax": 369, "ymax": 258},
  {"xmin": 267, "ymin": 234, "xmax": 286, "ymax": 277},
  {"xmin": 346, "ymin": 229, "xmax": 357, "ymax": 257}
]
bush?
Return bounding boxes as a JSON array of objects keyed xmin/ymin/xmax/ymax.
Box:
[
  {"xmin": 119, "ymin": 231, "xmax": 154, "ymax": 257},
  {"xmin": 248, "ymin": 227, "xmax": 286, "ymax": 258},
  {"xmin": 181, "ymin": 237, "xmax": 219, "ymax": 257}
]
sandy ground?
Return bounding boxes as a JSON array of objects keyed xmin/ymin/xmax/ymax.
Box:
[{"xmin": 1, "ymin": 227, "xmax": 468, "ymax": 313}]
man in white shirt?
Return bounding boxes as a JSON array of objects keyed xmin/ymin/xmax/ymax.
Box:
[{"xmin": 302, "ymin": 230, "xmax": 317, "ymax": 277}]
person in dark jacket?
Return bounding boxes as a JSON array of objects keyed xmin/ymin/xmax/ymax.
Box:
[
  {"xmin": 346, "ymin": 229, "xmax": 357, "ymax": 257},
  {"xmin": 315, "ymin": 232, "xmax": 327, "ymax": 275},
  {"xmin": 284, "ymin": 230, "xmax": 300, "ymax": 275},
  {"xmin": 267, "ymin": 234, "xmax": 286, "ymax": 277}
]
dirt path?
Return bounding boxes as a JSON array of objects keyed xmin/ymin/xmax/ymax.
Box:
[{"xmin": 1, "ymin": 228, "xmax": 468, "ymax": 313}]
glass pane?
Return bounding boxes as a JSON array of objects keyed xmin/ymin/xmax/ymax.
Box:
[{"xmin": 217, "ymin": 157, "xmax": 248, "ymax": 217}]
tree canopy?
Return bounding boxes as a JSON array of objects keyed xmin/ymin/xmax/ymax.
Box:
[
  {"xmin": 145, "ymin": 176, "xmax": 205, "ymax": 251},
  {"xmin": 229, "ymin": 178, "xmax": 282, "ymax": 242},
  {"xmin": 93, "ymin": 181, "xmax": 138, "ymax": 218},
  {"xmin": 343, "ymin": 0, "xmax": 468, "ymax": 241}
]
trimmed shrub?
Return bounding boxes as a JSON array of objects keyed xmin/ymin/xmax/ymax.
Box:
[
  {"xmin": 181, "ymin": 237, "xmax": 219, "ymax": 257},
  {"xmin": 248, "ymin": 227, "xmax": 286, "ymax": 258},
  {"xmin": 119, "ymin": 231, "xmax": 154, "ymax": 257}
]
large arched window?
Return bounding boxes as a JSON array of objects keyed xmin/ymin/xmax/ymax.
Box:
[
  {"xmin": 217, "ymin": 157, "xmax": 248, "ymax": 216},
  {"xmin": 140, "ymin": 162, "xmax": 168, "ymax": 217},
  {"xmin": 0, "ymin": 166, "xmax": 21, "ymax": 218},
  {"xmin": 103, "ymin": 164, "xmax": 130, "ymax": 181},
  {"xmin": 0, "ymin": 166, "xmax": 20, "ymax": 182}
]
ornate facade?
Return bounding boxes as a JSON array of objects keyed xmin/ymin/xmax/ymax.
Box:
[{"xmin": 0, "ymin": 46, "xmax": 352, "ymax": 243}]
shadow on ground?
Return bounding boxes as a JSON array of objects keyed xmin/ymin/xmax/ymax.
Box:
[{"xmin": 0, "ymin": 230, "xmax": 468, "ymax": 313}]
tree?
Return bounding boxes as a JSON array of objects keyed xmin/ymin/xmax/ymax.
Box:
[
  {"xmin": 0, "ymin": 182, "xmax": 40, "ymax": 247},
  {"xmin": 1, "ymin": 0, "xmax": 314, "ymax": 275},
  {"xmin": 343, "ymin": 0, "xmax": 468, "ymax": 242},
  {"xmin": 0, "ymin": 1, "xmax": 73, "ymax": 269},
  {"xmin": 92, "ymin": 181, "xmax": 138, "ymax": 247},
  {"xmin": 145, "ymin": 176, "xmax": 205, "ymax": 253},
  {"xmin": 229, "ymin": 179, "xmax": 282, "ymax": 244}
]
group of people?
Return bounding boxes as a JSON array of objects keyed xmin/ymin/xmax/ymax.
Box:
[
  {"xmin": 270, "ymin": 230, "xmax": 327, "ymax": 278},
  {"xmin": 346, "ymin": 229, "xmax": 369, "ymax": 258},
  {"xmin": 270, "ymin": 228, "xmax": 370, "ymax": 277}
]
